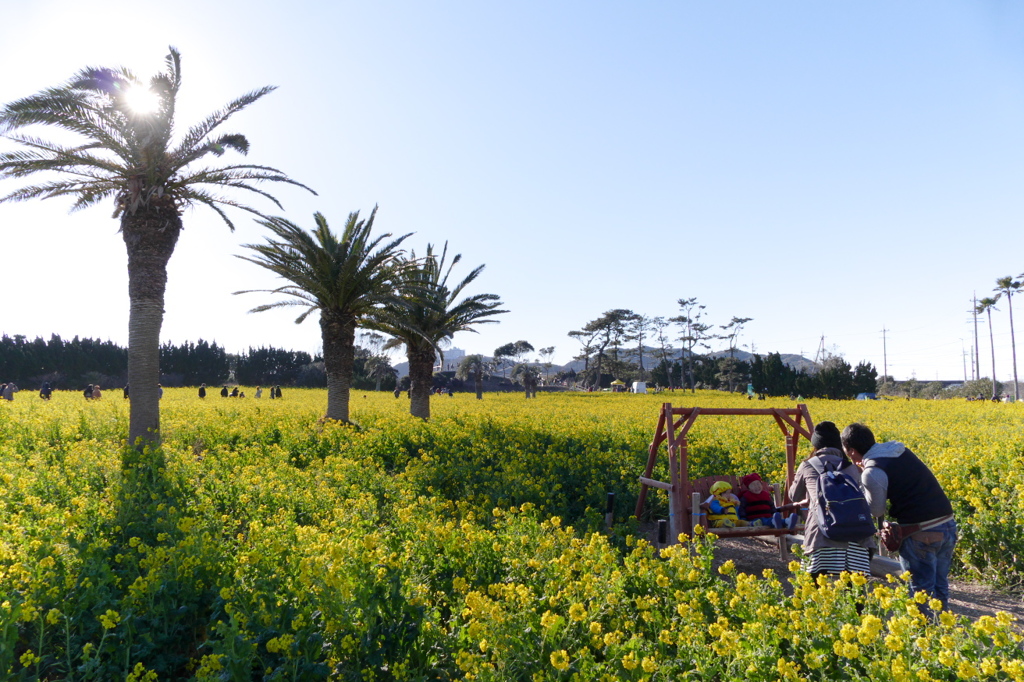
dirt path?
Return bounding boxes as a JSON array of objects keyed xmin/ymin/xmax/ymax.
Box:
[
  {"xmin": 708, "ymin": 536, "xmax": 1024, "ymax": 622},
  {"xmin": 639, "ymin": 521, "xmax": 1023, "ymax": 621}
]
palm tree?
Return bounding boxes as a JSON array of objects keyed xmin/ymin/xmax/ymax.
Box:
[
  {"xmin": 236, "ymin": 209, "xmax": 411, "ymax": 423},
  {"xmin": 456, "ymin": 354, "xmax": 489, "ymax": 399},
  {"xmin": 0, "ymin": 47, "xmax": 313, "ymax": 449},
  {"xmin": 365, "ymin": 355, "xmax": 398, "ymax": 392},
  {"xmin": 511, "ymin": 363, "xmax": 540, "ymax": 398},
  {"xmin": 374, "ymin": 243, "xmax": 505, "ymax": 419},
  {"xmin": 977, "ymin": 296, "xmax": 1000, "ymax": 400},
  {"xmin": 997, "ymin": 276, "xmax": 1022, "ymax": 401}
]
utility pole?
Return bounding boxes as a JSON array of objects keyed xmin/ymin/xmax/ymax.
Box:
[
  {"xmin": 961, "ymin": 339, "xmax": 968, "ymax": 383},
  {"xmin": 814, "ymin": 335, "xmax": 827, "ymax": 366},
  {"xmin": 881, "ymin": 327, "xmax": 889, "ymax": 387},
  {"xmin": 971, "ymin": 345, "xmax": 976, "ymax": 381}
]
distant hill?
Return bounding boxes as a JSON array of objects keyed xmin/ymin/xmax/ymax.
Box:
[
  {"xmin": 393, "ymin": 347, "xmax": 819, "ymax": 379},
  {"xmin": 556, "ymin": 349, "xmax": 817, "ymax": 375},
  {"xmin": 393, "ymin": 347, "xmax": 468, "ymax": 378}
]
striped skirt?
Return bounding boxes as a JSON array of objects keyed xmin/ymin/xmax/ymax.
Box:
[{"xmin": 802, "ymin": 544, "xmax": 872, "ymax": 576}]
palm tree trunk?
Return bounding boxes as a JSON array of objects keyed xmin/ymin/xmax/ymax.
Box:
[
  {"xmin": 1010, "ymin": 293, "xmax": 1020, "ymax": 401},
  {"xmin": 408, "ymin": 346, "xmax": 435, "ymax": 419},
  {"xmin": 988, "ymin": 309, "xmax": 998, "ymax": 399},
  {"xmin": 122, "ymin": 209, "xmax": 182, "ymax": 452},
  {"xmin": 474, "ymin": 365, "xmax": 483, "ymax": 399},
  {"xmin": 321, "ymin": 311, "xmax": 356, "ymax": 422}
]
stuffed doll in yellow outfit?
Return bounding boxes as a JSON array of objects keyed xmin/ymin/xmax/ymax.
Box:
[{"xmin": 701, "ymin": 480, "xmax": 749, "ymax": 528}]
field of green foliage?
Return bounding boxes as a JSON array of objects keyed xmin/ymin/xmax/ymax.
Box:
[{"xmin": 0, "ymin": 389, "xmax": 1022, "ymax": 680}]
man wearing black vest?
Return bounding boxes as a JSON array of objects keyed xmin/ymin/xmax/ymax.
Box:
[{"xmin": 841, "ymin": 422, "xmax": 957, "ymax": 610}]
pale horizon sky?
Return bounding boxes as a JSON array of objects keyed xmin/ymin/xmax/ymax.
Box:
[{"xmin": 3, "ymin": 1, "xmax": 1024, "ymax": 382}]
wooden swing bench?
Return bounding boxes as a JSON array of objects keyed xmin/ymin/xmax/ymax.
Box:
[{"xmin": 635, "ymin": 404, "xmax": 815, "ymax": 551}]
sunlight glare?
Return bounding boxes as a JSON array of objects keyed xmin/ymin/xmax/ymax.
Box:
[{"xmin": 123, "ymin": 85, "xmax": 159, "ymax": 114}]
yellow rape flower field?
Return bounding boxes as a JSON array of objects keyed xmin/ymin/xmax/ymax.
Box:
[{"xmin": 0, "ymin": 388, "xmax": 1022, "ymax": 680}]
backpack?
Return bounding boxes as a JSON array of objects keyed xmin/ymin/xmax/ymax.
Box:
[{"xmin": 807, "ymin": 458, "xmax": 877, "ymax": 542}]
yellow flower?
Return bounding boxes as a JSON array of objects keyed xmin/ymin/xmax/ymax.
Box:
[
  {"xmin": 589, "ymin": 621, "xmax": 603, "ymax": 635},
  {"xmin": 974, "ymin": 616, "xmax": 997, "ymax": 636},
  {"xmin": 641, "ymin": 656, "xmax": 658, "ymax": 673},
  {"xmin": 603, "ymin": 630, "xmax": 623, "ymax": 647},
  {"xmin": 550, "ymin": 649, "xmax": 570, "ymax": 671},
  {"xmin": 569, "ymin": 603, "xmax": 587, "ymax": 621},
  {"xmin": 99, "ymin": 609, "xmax": 120, "ymax": 630},
  {"xmin": 718, "ymin": 560, "xmax": 735, "ymax": 575},
  {"xmin": 541, "ymin": 610, "xmax": 561, "ymax": 631},
  {"xmin": 956, "ymin": 661, "xmax": 979, "ymax": 679},
  {"xmin": 621, "ymin": 652, "xmax": 638, "ymax": 670}
]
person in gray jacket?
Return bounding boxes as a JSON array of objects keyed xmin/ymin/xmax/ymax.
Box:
[
  {"xmin": 842, "ymin": 422, "xmax": 956, "ymax": 610},
  {"xmin": 789, "ymin": 421, "xmax": 875, "ymax": 577},
  {"xmin": 2, "ymin": 382, "xmax": 18, "ymax": 401}
]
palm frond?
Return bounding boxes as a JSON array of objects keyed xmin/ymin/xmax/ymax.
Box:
[
  {"xmin": 237, "ymin": 210, "xmax": 412, "ymax": 329},
  {"xmin": 0, "ymin": 46, "xmax": 312, "ymax": 228}
]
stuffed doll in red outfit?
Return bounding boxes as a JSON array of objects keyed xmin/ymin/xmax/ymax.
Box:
[{"xmin": 738, "ymin": 473, "xmax": 797, "ymax": 529}]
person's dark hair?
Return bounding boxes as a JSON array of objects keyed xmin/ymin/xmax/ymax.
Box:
[
  {"xmin": 841, "ymin": 422, "xmax": 875, "ymax": 455},
  {"xmin": 810, "ymin": 421, "xmax": 842, "ymax": 450}
]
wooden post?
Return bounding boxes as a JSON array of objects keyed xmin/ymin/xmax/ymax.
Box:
[
  {"xmin": 784, "ymin": 434, "xmax": 795, "ymax": 504},
  {"xmin": 665, "ymin": 406, "xmax": 683, "ymax": 543},
  {"xmin": 605, "ymin": 492, "xmax": 615, "ymax": 529},
  {"xmin": 634, "ymin": 406, "xmax": 668, "ymax": 519}
]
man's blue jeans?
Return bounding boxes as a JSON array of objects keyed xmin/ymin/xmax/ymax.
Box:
[{"xmin": 898, "ymin": 519, "xmax": 957, "ymax": 609}]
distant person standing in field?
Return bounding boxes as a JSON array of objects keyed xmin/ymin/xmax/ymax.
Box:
[
  {"xmin": 83, "ymin": 384, "xmax": 94, "ymax": 400},
  {"xmin": 1, "ymin": 382, "xmax": 15, "ymax": 400},
  {"xmin": 92, "ymin": 385, "xmax": 103, "ymax": 399},
  {"xmin": 220, "ymin": 385, "xmax": 229, "ymax": 398},
  {"xmin": 198, "ymin": 384, "xmax": 207, "ymax": 399},
  {"xmin": 255, "ymin": 386, "xmax": 263, "ymax": 399},
  {"xmin": 842, "ymin": 422, "xmax": 957, "ymax": 610},
  {"xmin": 274, "ymin": 385, "xmax": 282, "ymax": 399},
  {"xmin": 40, "ymin": 382, "xmax": 52, "ymax": 400}
]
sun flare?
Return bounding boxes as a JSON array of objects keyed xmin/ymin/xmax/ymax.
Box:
[{"xmin": 122, "ymin": 85, "xmax": 159, "ymax": 114}]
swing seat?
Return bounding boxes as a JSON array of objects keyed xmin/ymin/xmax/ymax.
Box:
[{"xmin": 689, "ymin": 475, "xmax": 804, "ymax": 538}]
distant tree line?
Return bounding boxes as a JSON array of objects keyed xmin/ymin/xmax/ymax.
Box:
[
  {"xmin": 0, "ymin": 334, "xmax": 127, "ymax": 388},
  {"xmin": 0, "ymin": 334, "xmax": 397, "ymax": 391},
  {"xmin": 563, "ymin": 300, "xmax": 881, "ymax": 399}
]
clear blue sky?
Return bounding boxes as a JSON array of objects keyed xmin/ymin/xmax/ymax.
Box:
[{"xmin": 2, "ymin": 1, "xmax": 1024, "ymax": 381}]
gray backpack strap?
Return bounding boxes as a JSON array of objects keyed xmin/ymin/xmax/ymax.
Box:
[{"xmin": 807, "ymin": 457, "xmax": 829, "ymax": 475}]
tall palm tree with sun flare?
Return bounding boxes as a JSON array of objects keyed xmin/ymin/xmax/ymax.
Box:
[{"xmin": 0, "ymin": 47, "xmax": 314, "ymax": 453}]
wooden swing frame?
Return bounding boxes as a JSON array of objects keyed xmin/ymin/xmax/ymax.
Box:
[{"xmin": 634, "ymin": 403, "xmax": 815, "ymax": 544}]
